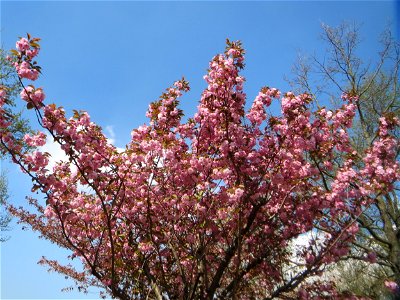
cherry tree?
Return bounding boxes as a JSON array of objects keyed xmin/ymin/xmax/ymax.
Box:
[{"xmin": 0, "ymin": 35, "xmax": 399, "ymax": 299}]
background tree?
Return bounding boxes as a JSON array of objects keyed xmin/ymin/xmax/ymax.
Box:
[
  {"xmin": 0, "ymin": 170, "xmax": 11, "ymax": 242},
  {"xmin": 0, "ymin": 47, "xmax": 32, "ymax": 241},
  {"xmin": 288, "ymin": 22, "xmax": 400, "ymax": 297},
  {"xmin": 326, "ymin": 259, "xmax": 394, "ymax": 299}
]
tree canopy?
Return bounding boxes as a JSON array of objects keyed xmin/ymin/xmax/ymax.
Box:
[{"xmin": 0, "ymin": 34, "xmax": 399, "ymax": 299}]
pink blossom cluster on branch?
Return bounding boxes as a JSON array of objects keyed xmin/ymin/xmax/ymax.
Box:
[
  {"xmin": 10, "ymin": 35, "xmax": 41, "ymax": 81},
  {"xmin": 0, "ymin": 35, "xmax": 399, "ymax": 299}
]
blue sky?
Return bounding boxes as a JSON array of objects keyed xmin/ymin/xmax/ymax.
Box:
[{"xmin": 0, "ymin": 1, "xmax": 398, "ymax": 299}]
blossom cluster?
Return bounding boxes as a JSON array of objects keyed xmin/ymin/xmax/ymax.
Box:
[
  {"xmin": 9, "ymin": 35, "xmax": 42, "ymax": 100},
  {"xmin": 20, "ymin": 85, "xmax": 45, "ymax": 106},
  {"xmin": 13, "ymin": 37, "xmax": 40, "ymax": 80}
]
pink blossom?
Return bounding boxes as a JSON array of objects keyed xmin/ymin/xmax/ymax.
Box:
[
  {"xmin": 16, "ymin": 38, "xmax": 30, "ymax": 52},
  {"xmin": 26, "ymin": 48, "xmax": 39, "ymax": 59},
  {"xmin": 0, "ymin": 88, "xmax": 6, "ymax": 99},
  {"xmin": 365, "ymin": 252, "xmax": 377, "ymax": 263},
  {"xmin": 23, "ymin": 132, "xmax": 46, "ymax": 147},
  {"xmin": 298, "ymin": 289, "xmax": 309, "ymax": 299},
  {"xmin": 384, "ymin": 281, "xmax": 399, "ymax": 293},
  {"xmin": 20, "ymin": 86, "xmax": 45, "ymax": 105},
  {"xmin": 16, "ymin": 61, "xmax": 39, "ymax": 80}
]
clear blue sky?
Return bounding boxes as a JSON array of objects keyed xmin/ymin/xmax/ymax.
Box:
[{"xmin": 0, "ymin": 1, "xmax": 398, "ymax": 299}]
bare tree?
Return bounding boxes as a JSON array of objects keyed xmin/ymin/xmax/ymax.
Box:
[
  {"xmin": 287, "ymin": 22, "xmax": 400, "ymax": 296},
  {"xmin": 326, "ymin": 259, "xmax": 394, "ymax": 300}
]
